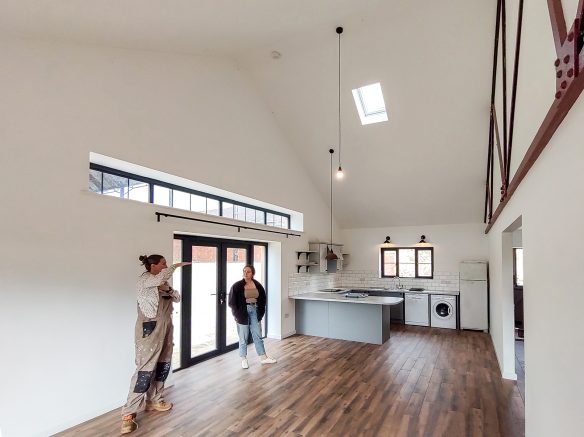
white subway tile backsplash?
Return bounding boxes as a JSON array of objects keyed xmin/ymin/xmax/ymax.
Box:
[
  {"xmin": 333, "ymin": 270, "xmax": 459, "ymax": 292},
  {"xmin": 287, "ymin": 269, "xmax": 459, "ymax": 296}
]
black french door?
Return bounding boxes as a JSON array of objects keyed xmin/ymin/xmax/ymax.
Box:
[{"xmin": 172, "ymin": 235, "xmax": 267, "ymax": 370}]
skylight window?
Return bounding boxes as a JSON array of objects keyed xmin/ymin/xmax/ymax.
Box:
[{"xmin": 352, "ymin": 82, "xmax": 388, "ymax": 125}]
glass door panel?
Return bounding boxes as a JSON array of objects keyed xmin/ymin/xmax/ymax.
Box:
[
  {"xmin": 225, "ymin": 247, "xmax": 247, "ymax": 347},
  {"xmin": 254, "ymin": 245, "xmax": 267, "ymax": 337},
  {"xmin": 190, "ymin": 245, "xmax": 218, "ymax": 358},
  {"xmin": 175, "ymin": 236, "xmax": 268, "ymax": 370},
  {"xmin": 172, "ymin": 239, "xmax": 183, "ymax": 369}
]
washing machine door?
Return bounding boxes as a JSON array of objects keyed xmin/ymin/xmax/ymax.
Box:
[{"xmin": 434, "ymin": 301, "xmax": 453, "ymax": 319}]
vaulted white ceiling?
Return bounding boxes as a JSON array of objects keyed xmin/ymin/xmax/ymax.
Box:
[{"xmin": 0, "ymin": 0, "xmax": 496, "ymax": 228}]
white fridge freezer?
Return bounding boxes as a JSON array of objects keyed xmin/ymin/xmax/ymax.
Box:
[{"xmin": 459, "ymin": 261, "xmax": 489, "ymax": 331}]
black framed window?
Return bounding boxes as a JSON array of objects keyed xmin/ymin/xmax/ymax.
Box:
[
  {"xmin": 381, "ymin": 247, "xmax": 434, "ymax": 278},
  {"xmin": 89, "ymin": 163, "xmax": 291, "ymax": 229}
]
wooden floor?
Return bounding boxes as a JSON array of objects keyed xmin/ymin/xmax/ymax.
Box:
[
  {"xmin": 515, "ymin": 340, "xmax": 525, "ymax": 402},
  {"xmin": 57, "ymin": 325, "xmax": 524, "ymax": 437}
]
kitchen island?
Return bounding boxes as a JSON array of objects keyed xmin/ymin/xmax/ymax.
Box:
[{"xmin": 290, "ymin": 291, "xmax": 403, "ymax": 345}]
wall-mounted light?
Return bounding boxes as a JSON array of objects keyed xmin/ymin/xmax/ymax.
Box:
[
  {"xmin": 382, "ymin": 236, "xmax": 391, "ymax": 246},
  {"xmin": 419, "ymin": 235, "xmax": 427, "ymax": 243}
]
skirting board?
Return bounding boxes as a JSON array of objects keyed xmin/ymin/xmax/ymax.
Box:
[
  {"xmin": 38, "ymin": 399, "xmax": 123, "ymax": 437},
  {"xmin": 268, "ymin": 330, "xmax": 296, "ymax": 340}
]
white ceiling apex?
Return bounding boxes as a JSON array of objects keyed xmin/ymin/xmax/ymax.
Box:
[
  {"xmin": 1, "ymin": 0, "xmax": 496, "ymax": 228},
  {"xmin": 0, "ymin": 0, "xmax": 378, "ymax": 56}
]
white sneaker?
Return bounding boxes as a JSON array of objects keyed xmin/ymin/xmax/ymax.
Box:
[
  {"xmin": 260, "ymin": 356, "xmax": 277, "ymax": 365},
  {"xmin": 241, "ymin": 358, "xmax": 249, "ymax": 369}
]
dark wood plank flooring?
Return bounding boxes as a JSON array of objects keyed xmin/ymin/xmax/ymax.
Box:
[{"xmin": 56, "ymin": 325, "xmax": 524, "ymax": 436}]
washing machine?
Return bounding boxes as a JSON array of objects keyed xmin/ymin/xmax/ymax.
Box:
[{"xmin": 430, "ymin": 295, "xmax": 457, "ymax": 329}]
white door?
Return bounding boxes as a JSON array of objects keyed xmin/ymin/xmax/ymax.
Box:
[{"xmin": 460, "ymin": 280, "xmax": 488, "ymax": 330}]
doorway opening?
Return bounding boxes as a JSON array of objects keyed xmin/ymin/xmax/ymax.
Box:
[
  {"xmin": 513, "ymin": 232, "xmax": 525, "ymax": 402},
  {"xmin": 503, "ymin": 216, "xmax": 525, "ymax": 407},
  {"xmin": 171, "ymin": 235, "xmax": 268, "ymax": 371}
]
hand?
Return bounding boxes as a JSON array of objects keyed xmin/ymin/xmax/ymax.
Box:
[
  {"xmin": 158, "ymin": 281, "xmax": 171, "ymax": 292},
  {"xmin": 177, "ymin": 262, "xmax": 192, "ymax": 268}
]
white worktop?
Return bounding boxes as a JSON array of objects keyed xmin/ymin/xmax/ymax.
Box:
[
  {"xmin": 290, "ymin": 292, "xmax": 403, "ymax": 306},
  {"xmin": 325, "ymin": 287, "xmax": 460, "ymax": 296}
]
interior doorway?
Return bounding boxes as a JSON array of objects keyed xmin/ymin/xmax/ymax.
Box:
[
  {"xmin": 512, "ymin": 230, "xmax": 525, "ymax": 402},
  {"xmin": 171, "ymin": 235, "xmax": 268, "ymax": 371},
  {"xmin": 503, "ymin": 217, "xmax": 525, "ymax": 407}
]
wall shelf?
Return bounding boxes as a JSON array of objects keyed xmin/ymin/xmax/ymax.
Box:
[
  {"xmin": 295, "ymin": 246, "xmax": 349, "ymax": 273},
  {"xmin": 296, "ymin": 251, "xmax": 319, "ymax": 272},
  {"xmin": 296, "ymin": 250, "xmax": 318, "ymax": 257}
]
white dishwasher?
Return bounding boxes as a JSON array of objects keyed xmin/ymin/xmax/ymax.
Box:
[{"xmin": 404, "ymin": 293, "xmax": 429, "ymax": 326}]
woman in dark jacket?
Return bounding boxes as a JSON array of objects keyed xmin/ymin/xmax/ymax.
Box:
[{"xmin": 228, "ymin": 264, "xmax": 277, "ymax": 369}]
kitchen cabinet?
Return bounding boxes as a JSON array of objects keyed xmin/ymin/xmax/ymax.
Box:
[
  {"xmin": 309, "ymin": 242, "xmax": 349, "ymax": 273},
  {"xmin": 404, "ymin": 293, "xmax": 429, "ymax": 326},
  {"xmin": 386, "ymin": 292, "xmax": 405, "ymax": 323},
  {"xmin": 357, "ymin": 290, "xmax": 404, "ymax": 323},
  {"xmin": 291, "ymin": 293, "xmax": 403, "ymax": 344}
]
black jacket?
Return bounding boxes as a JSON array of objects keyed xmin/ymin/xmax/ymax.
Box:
[{"xmin": 228, "ymin": 279, "xmax": 266, "ymax": 325}]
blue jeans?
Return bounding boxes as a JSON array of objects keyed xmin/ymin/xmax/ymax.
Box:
[{"xmin": 236, "ymin": 304, "xmax": 265, "ymax": 358}]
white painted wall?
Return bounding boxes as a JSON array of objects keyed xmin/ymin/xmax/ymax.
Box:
[
  {"xmin": 0, "ymin": 37, "xmax": 333, "ymax": 437},
  {"xmin": 512, "ymin": 228, "xmax": 522, "ymax": 247},
  {"xmin": 488, "ymin": 97, "xmax": 584, "ymax": 436},
  {"xmin": 340, "ymin": 223, "xmax": 488, "ymax": 273},
  {"xmin": 487, "ymin": 0, "xmax": 584, "ymax": 435}
]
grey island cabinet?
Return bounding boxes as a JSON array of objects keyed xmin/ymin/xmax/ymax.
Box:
[{"xmin": 290, "ymin": 292, "xmax": 404, "ymax": 345}]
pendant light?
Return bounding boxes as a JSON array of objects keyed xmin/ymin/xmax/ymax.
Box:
[
  {"xmin": 326, "ymin": 148, "xmax": 339, "ymax": 261},
  {"xmin": 336, "ymin": 26, "xmax": 344, "ymax": 179}
]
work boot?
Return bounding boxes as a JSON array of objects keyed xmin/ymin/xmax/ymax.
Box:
[
  {"xmin": 120, "ymin": 414, "xmax": 138, "ymax": 434},
  {"xmin": 145, "ymin": 399, "xmax": 173, "ymax": 412}
]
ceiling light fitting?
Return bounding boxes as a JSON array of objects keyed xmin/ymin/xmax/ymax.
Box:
[
  {"xmin": 326, "ymin": 148, "xmax": 339, "ymax": 261},
  {"xmin": 336, "ymin": 26, "xmax": 344, "ymax": 179}
]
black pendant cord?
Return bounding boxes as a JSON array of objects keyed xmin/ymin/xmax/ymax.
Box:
[
  {"xmin": 337, "ymin": 27, "xmax": 343, "ymax": 171},
  {"xmin": 338, "ymin": 30, "xmax": 342, "ymax": 170}
]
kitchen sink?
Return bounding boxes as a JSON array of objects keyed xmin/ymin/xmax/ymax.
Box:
[
  {"xmin": 344, "ymin": 292, "xmax": 368, "ymax": 298},
  {"xmin": 320, "ymin": 288, "xmax": 346, "ymax": 293}
]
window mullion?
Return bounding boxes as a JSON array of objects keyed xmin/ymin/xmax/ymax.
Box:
[
  {"xmin": 395, "ymin": 248, "xmax": 399, "ymax": 278},
  {"xmin": 415, "ymin": 248, "xmax": 419, "ymax": 278}
]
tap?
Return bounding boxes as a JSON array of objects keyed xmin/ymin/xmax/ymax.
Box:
[{"xmin": 395, "ymin": 276, "xmax": 401, "ymax": 289}]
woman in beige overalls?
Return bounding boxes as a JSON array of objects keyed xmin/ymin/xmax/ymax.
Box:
[{"xmin": 120, "ymin": 254, "xmax": 190, "ymax": 434}]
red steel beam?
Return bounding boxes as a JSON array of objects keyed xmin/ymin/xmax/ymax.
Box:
[{"xmin": 486, "ymin": 0, "xmax": 584, "ymax": 233}]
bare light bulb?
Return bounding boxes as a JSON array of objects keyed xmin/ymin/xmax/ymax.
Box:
[{"xmin": 336, "ymin": 166, "xmax": 344, "ymax": 179}]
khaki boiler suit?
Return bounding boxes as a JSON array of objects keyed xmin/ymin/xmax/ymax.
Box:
[{"xmin": 121, "ymin": 285, "xmax": 177, "ymax": 416}]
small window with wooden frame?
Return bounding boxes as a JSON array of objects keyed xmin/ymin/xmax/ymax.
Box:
[{"xmin": 381, "ymin": 247, "xmax": 434, "ymax": 279}]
